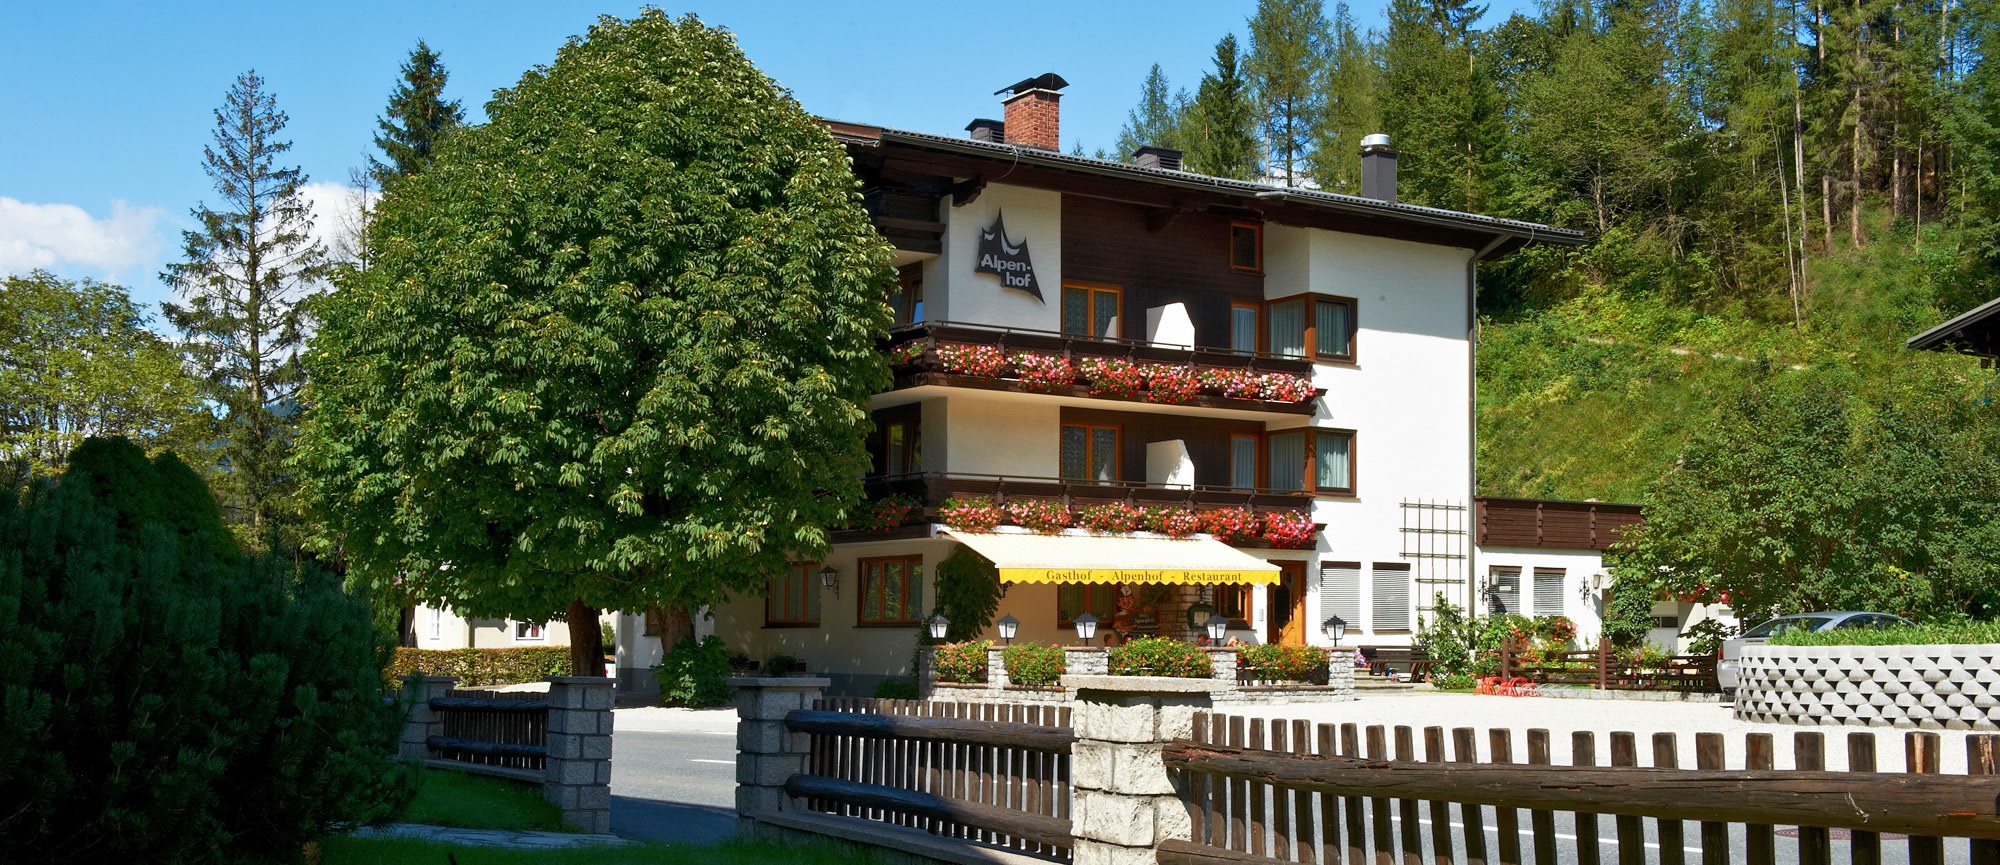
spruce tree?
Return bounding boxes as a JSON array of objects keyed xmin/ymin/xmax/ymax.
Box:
[
  {"xmin": 1311, "ymin": 2, "xmax": 1383, "ymax": 192},
  {"xmin": 1380, "ymin": 0, "xmax": 1498, "ymax": 209},
  {"xmin": 1247, "ymin": 0, "xmax": 1332, "ymax": 185},
  {"xmin": 370, "ymin": 40, "xmax": 464, "ymax": 187},
  {"xmin": 1114, "ymin": 64, "xmax": 1189, "ymax": 160},
  {"xmin": 161, "ymin": 70, "xmax": 327, "ymax": 544},
  {"xmin": 1185, "ymin": 34, "xmax": 1264, "ymax": 180}
]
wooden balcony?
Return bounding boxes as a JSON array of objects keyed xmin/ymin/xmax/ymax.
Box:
[
  {"xmin": 838, "ymin": 472, "xmax": 1316, "ymax": 547},
  {"xmin": 883, "ymin": 321, "xmax": 1320, "ymax": 415}
]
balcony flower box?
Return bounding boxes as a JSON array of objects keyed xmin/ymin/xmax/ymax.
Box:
[
  {"xmin": 1076, "ymin": 502, "xmax": 1146, "ymax": 534},
  {"xmin": 1261, "ymin": 510, "xmax": 1317, "ymax": 548},
  {"xmin": 1078, "ymin": 357, "xmax": 1146, "ymax": 398},
  {"xmin": 1010, "ymin": 352, "xmax": 1076, "ymax": 394},
  {"xmin": 1145, "ymin": 364, "xmax": 1203, "ymax": 405},
  {"xmin": 1201, "ymin": 507, "xmax": 1262, "ymax": 544},
  {"xmin": 1004, "ymin": 498, "xmax": 1072, "ymax": 533},
  {"xmin": 939, "ymin": 495, "xmax": 1004, "ymax": 531},
  {"xmin": 935, "ymin": 343, "xmax": 1009, "ymax": 377}
]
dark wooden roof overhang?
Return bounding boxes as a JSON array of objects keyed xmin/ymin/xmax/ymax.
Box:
[
  {"xmin": 1907, "ymin": 294, "xmax": 2000, "ymax": 359},
  {"xmin": 832, "ymin": 123, "xmax": 1585, "ymax": 260}
]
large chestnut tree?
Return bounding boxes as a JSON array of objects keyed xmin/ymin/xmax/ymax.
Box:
[{"xmin": 297, "ymin": 11, "xmax": 894, "ymax": 676}]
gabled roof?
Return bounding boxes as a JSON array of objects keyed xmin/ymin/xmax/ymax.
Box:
[
  {"xmin": 827, "ymin": 121, "xmax": 1585, "ymax": 259},
  {"xmin": 1907, "ymin": 295, "xmax": 2000, "ymax": 358}
]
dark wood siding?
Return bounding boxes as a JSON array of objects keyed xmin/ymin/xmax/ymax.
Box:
[
  {"xmin": 1061, "ymin": 197, "xmax": 1264, "ymax": 349},
  {"xmin": 1475, "ymin": 497, "xmax": 1644, "ymax": 551},
  {"xmin": 1060, "ymin": 407, "xmax": 1263, "ymax": 486}
]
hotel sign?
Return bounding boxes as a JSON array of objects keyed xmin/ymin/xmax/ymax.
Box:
[{"xmin": 975, "ymin": 212, "xmax": 1041, "ymax": 302}]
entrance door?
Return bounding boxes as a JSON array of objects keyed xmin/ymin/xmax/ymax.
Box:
[{"xmin": 1268, "ymin": 562, "xmax": 1308, "ymax": 646}]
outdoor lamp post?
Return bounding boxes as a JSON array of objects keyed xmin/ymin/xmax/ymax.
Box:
[
  {"xmin": 1073, "ymin": 612, "xmax": 1098, "ymax": 646},
  {"xmin": 1324, "ymin": 616, "xmax": 1348, "ymax": 646},
  {"xmin": 1203, "ymin": 614, "xmax": 1230, "ymax": 643},
  {"xmin": 997, "ymin": 614, "xmax": 1019, "ymax": 644},
  {"xmin": 927, "ymin": 614, "xmax": 950, "ymax": 641},
  {"xmin": 817, "ymin": 564, "xmax": 839, "ymax": 597}
]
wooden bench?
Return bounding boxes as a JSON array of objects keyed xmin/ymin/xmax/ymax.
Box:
[{"xmin": 1359, "ymin": 646, "xmax": 1436, "ymax": 682}]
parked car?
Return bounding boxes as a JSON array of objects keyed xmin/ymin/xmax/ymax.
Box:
[{"xmin": 1717, "ymin": 611, "xmax": 1911, "ymax": 692}]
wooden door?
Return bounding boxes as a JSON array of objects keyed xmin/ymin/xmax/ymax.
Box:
[{"xmin": 1268, "ymin": 562, "xmax": 1308, "ymax": 647}]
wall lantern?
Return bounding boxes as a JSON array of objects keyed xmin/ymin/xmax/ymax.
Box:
[
  {"xmin": 927, "ymin": 614, "xmax": 951, "ymax": 641},
  {"xmin": 1203, "ymin": 614, "xmax": 1230, "ymax": 643},
  {"xmin": 997, "ymin": 614, "xmax": 1020, "ymax": 644},
  {"xmin": 1323, "ymin": 616, "xmax": 1348, "ymax": 646},
  {"xmin": 818, "ymin": 564, "xmax": 839, "ymax": 596},
  {"xmin": 1073, "ymin": 612, "xmax": 1099, "ymax": 646}
]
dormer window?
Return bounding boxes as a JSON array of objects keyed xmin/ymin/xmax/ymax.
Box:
[{"xmin": 1229, "ymin": 221, "xmax": 1262, "ymax": 272}]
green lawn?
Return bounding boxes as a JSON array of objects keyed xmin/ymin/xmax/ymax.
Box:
[
  {"xmin": 319, "ymin": 838, "xmax": 873, "ymax": 865},
  {"xmin": 396, "ymin": 769, "xmax": 569, "ymax": 832}
]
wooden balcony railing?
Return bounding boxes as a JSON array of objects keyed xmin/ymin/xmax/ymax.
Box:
[
  {"xmin": 882, "ymin": 321, "xmax": 1321, "ymax": 415},
  {"xmin": 864, "ymin": 472, "xmax": 1314, "ymax": 515}
]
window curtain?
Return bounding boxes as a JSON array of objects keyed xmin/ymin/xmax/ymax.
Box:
[
  {"xmin": 1267, "ymin": 300, "xmax": 1305, "ymax": 359},
  {"xmin": 1315, "ymin": 432, "xmax": 1351, "ymax": 490},
  {"xmin": 1316, "ymin": 300, "xmax": 1351, "ymax": 357},
  {"xmin": 1267, "ymin": 432, "xmax": 1305, "ymax": 491}
]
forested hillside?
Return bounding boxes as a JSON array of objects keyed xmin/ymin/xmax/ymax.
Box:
[{"xmin": 1123, "ymin": 0, "xmax": 2000, "ymax": 504}]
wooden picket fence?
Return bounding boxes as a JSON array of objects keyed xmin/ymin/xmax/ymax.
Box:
[
  {"xmin": 1166, "ymin": 715, "xmax": 2000, "ymax": 865},
  {"xmin": 1498, "ymin": 639, "xmax": 1720, "ymax": 693},
  {"xmin": 788, "ymin": 698, "xmax": 1075, "ymax": 859},
  {"xmin": 430, "ymin": 688, "xmax": 548, "ymax": 772}
]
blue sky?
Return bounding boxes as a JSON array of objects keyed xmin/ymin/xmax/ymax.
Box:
[{"xmin": 0, "ymin": 1, "xmax": 1531, "ymax": 313}]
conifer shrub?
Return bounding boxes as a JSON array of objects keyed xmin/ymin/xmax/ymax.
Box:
[
  {"xmin": 0, "ymin": 437, "xmax": 413, "ymax": 864},
  {"xmin": 654, "ymin": 635, "xmax": 735, "ymax": 707}
]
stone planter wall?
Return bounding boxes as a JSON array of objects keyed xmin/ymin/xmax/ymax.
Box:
[
  {"xmin": 1734, "ymin": 643, "xmax": 2000, "ymax": 730},
  {"xmin": 919, "ymin": 645, "xmax": 1354, "ymax": 705}
]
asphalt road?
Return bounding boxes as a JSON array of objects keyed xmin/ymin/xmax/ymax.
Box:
[{"xmin": 610, "ymin": 728, "xmax": 739, "ymax": 845}]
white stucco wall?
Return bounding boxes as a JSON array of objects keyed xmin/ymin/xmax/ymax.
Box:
[
  {"xmin": 1473, "ymin": 547, "xmax": 1610, "ymax": 639},
  {"xmin": 412, "ymin": 603, "xmax": 576, "ymax": 650},
  {"xmin": 941, "ymin": 393, "xmax": 1062, "ymax": 476},
  {"xmin": 929, "ymin": 183, "xmax": 1062, "ymax": 331}
]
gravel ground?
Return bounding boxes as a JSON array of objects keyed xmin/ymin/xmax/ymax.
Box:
[{"xmin": 1231, "ymin": 691, "xmax": 1979, "ymax": 773}]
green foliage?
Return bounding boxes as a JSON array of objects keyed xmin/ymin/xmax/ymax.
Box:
[
  {"xmin": 873, "ymin": 678, "xmax": 920, "ymax": 700},
  {"xmin": 1114, "ymin": 64, "xmax": 1187, "ymax": 159},
  {"xmin": 931, "ymin": 640, "xmax": 990, "ymax": 684},
  {"xmin": 400, "ymin": 768, "xmax": 568, "ymax": 832},
  {"xmin": 1608, "ymin": 361, "xmax": 2000, "ymax": 624},
  {"xmin": 1600, "ymin": 582, "xmax": 1658, "ymax": 649},
  {"xmin": 0, "ymin": 272, "xmax": 208, "ymax": 482},
  {"xmin": 1681, "ymin": 619, "xmax": 1736, "ymax": 656},
  {"xmin": 1236, "ymin": 644, "xmax": 1329, "ymax": 681},
  {"xmin": 1246, "ymin": 0, "xmax": 1330, "ymax": 185},
  {"xmin": 654, "ymin": 636, "xmax": 735, "ymax": 708},
  {"xmin": 298, "ymin": 12, "xmax": 895, "ymax": 637},
  {"xmin": 1767, "ymin": 620, "xmax": 2000, "ymax": 647},
  {"xmin": 0, "ymin": 437, "xmax": 412, "ymax": 863},
  {"xmin": 386, "ymin": 647, "xmax": 572, "ymax": 687},
  {"xmin": 162, "ymin": 71, "xmax": 328, "ymax": 547},
  {"xmin": 1432, "ymin": 672, "xmax": 1477, "ymax": 691},
  {"xmin": 1184, "ymin": 34, "xmax": 1262, "ymax": 180},
  {"xmin": 1003, "ymin": 643, "xmax": 1067, "ymax": 687},
  {"xmin": 933, "ymin": 545, "xmax": 1003, "ymax": 641},
  {"xmin": 764, "ymin": 653, "xmax": 806, "ymax": 675},
  {"xmin": 1415, "ymin": 594, "xmax": 1481, "ymax": 677},
  {"xmin": 1308, "ymin": 3, "xmax": 1379, "ymax": 193},
  {"xmin": 370, "ymin": 40, "xmax": 464, "ymax": 187},
  {"xmin": 1109, "ymin": 637, "xmax": 1214, "ymax": 678}
]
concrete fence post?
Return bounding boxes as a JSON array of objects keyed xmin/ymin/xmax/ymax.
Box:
[
  {"xmin": 399, "ymin": 675, "xmax": 457, "ymax": 763},
  {"xmin": 543, "ymin": 676, "xmax": 616, "ymax": 834},
  {"xmin": 731, "ymin": 676, "xmax": 830, "ymax": 835},
  {"xmin": 987, "ymin": 645, "xmax": 1009, "ymax": 692},
  {"xmin": 1064, "ymin": 674, "xmax": 1227, "ymax": 865}
]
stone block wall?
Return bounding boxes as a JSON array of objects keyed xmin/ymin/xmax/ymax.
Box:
[
  {"xmin": 1735, "ymin": 644, "xmax": 2000, "ymax": 730},
  {"xmin": 400, "ymin": 674, "xmax": 615, "ymax": 835}
]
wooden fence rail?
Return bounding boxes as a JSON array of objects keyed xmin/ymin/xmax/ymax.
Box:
[
  {"xmin": 1169, "ymin": 715, "xmax": 2000, "ymax": 865},
  {"xmin": 431, "ymin": 688, "xmax": 548, "ymax": 772},
  {"xmin": 793, "ymin": 697, "xmax": 1074, "ymax": 860},
  {"xmin": 1497, "ymin": 639, "xmax": 1719, "ymax": 693}
]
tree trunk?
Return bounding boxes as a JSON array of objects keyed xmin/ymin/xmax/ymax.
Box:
[
  {"xmin": 566, "ymin": 597, "xmax": 606, "ymax": 678},
  {"xmin": 651, "ymin": 602, "xmax": 695, "ymax": 649}
]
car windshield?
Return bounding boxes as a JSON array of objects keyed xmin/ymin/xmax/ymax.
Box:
[{"xmin": 1742, "ymin": 615, "xmax": 1839, "ymax": 638}]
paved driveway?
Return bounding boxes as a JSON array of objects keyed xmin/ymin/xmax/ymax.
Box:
[{"xmin": 608, "ymin": 708, "xmax": 739, "ymax": 844}]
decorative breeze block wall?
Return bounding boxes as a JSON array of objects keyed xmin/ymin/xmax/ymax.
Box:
[{"xmin": 1734, "ymin": 644, "xmax": 2000, "ymax": 730}]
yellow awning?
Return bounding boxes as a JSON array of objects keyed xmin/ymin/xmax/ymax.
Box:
[{"xmin": 940, "ymin": 528, "xmax": 1283, "ymax": 585}]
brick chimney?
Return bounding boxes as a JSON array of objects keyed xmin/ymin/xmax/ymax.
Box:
[{"xmin": 996, "ymin": 73, "xmax": 1068, "ymax": 152}]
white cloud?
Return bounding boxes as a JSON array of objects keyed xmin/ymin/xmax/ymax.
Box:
[
  {"xmin": 300, "ymin": 179, "xmax": 378, "ymax": 266},
  {"xmin": 0, "ymin": 197, "xmax": 166, "ymax": 278}
]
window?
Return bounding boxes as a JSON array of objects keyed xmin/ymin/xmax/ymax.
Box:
[
  {"xmin": 859, "ymin": 556, "xmax": 923, "ymax": 625},
  {"xmin": 1229, "ymin": 221, "xmax": 1263, "ymax": 272},
  {"xmin": 1230, "ymin": 302, "xmax": 1261, "ymax": 354},
  {"xmin": 513, "ymin": 621, "xmax": 545, "ymax": 642},
  {"xmin": 1062, "ymin": 282, "xmax": 1122, "ymax": 338},
  {"xmin": 892, "ymin": 263, "xmax": 925, "ymax": 327},
  {"xmin": 1488, "ymin": 566, "xmax": 1522, "ymax": 615},
  {"xmin": 1266, "ymin": 431, "xmax": 1306, "ymax": 492},
  {"xmin": 1533, "ymin": 568, "xmax": 1566, "ymax": 618},
  {"xmin": 1314, "ymin": 297, "xmax": 1356, "ymax": 362},
  {"xmin": 1267, "ymin": 294, "xmax": 1358, "ymax": 362},
  {"xmin": 428, "ymin": 606, "xmax": 442, "ymax": 640},
  {"xmin": 643, "ymin": 607, "xmax": 662, "ymax": 637},
  {"xmin": 767, "ymin": 562, "xmax": 822, "ymax": 627},
  {"xmin": 1215, "ymin": 585, "xmax": 1255, "ymax": 628},
  {"xmin": 878, "ymin": 417, "xmax": 921, "ymax": 475},
  {"xmin": 1267, "ymin": 298, "xmax": 1306, "ymax": 359},
  {"xmin": 1058, "ymin": 584, "xmax": 1118, "ymax": 626},
  {"xmin": 1314, "ymin": 430, "xmax": 1355, "ymax": 495},
  {"xmin": 1372, "ymin": 563, "xmax": 1412, "ymax": 631},
  {"xmin": 1319, "ymin": 561, "xmax": 1362, "ymax": 633},
  {"xmin": 1229, "ymin": 434, "xmax": 1260, "ymax": 490},
  {"xmin": 1060, "ymin": 424, "xmax": 1119, "ymax": 483}
]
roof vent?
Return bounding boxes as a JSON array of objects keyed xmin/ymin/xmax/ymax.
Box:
[
  {"xmin": 1134, "ymin": 146, "xmax": 1183, "ymax": 172},
  {"xmin": 966, "ymin": 118, "xmax": 1005, "ymax": 143}
]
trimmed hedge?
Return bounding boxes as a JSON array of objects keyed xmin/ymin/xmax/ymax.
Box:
[
  {"xmin": 387, "ymin": 646, "xmax": 571, "ymax": 687},
  {"xmin": 1003, "ymin": 643, "xmax": 1066, "ymax": 687},
  {"xmin": 933, "ymin": 640, "xmax": 991, "ymax": 683},
  {"xmin": 1109, "ymin": 637, "xmax": 1214, "ymax": 678},
  {"xmin": 1237, "ymin": 644, "xmax": 1329, "ymax": 681},
  {"xmin": 1767, "ymin": 620, "xmax": 2000, "ymax": 647}
]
